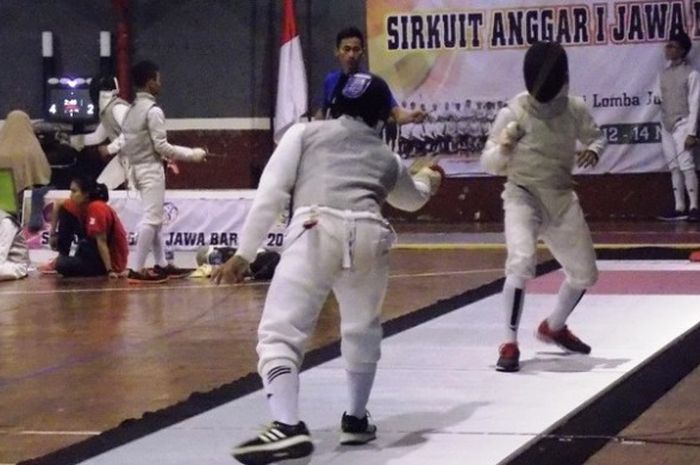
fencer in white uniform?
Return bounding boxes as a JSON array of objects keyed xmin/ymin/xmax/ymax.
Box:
[
  {"xmin": 481, "ymin": 41, "xmax": 607, "ymax": 373},
  {"xmin": 104, "ymin": 61, "xmax": 206, "ymax": 282},
  {"xmin": 655, "ymin": 31, "xmax": 700, "ymax": 221},
  {"xmin": 213, "ymin": 73, "xmax": 442, "ymax": 465},
  {"xmin": 70, "ymin": 75, "xmax": 130, "ymax": 189}
]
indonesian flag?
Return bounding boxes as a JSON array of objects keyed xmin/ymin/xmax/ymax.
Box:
[{"xmin": 274, "ymin": 0, "xmax": 308, "ymax": 143}]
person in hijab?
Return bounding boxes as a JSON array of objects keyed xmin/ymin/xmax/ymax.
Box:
[{"xmin": 0, "ymin": 110, "xmax": 52, "ymax": 231}]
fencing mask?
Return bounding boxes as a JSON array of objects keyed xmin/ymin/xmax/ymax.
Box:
[
  {"xmin": 523, "ymin": 41, "xmax": 569, "ymax": 103},
  {"xmin": 329, "ymin": 72, "xmax": 392, "ymax": 128}
]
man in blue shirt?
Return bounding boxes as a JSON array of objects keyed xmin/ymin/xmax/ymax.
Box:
[{"xmin": 315, "ymin": 26, "xmax": 426, "ymax": 125}]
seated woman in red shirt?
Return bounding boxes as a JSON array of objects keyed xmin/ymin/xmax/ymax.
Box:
[{"xmin": 47, "ymin": 175, "xmax": 128, "ymax": 278}]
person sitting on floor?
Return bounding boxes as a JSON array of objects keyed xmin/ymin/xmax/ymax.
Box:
[
  {"xmin": 42, "ymin": 175, "xmax": 128, "ymax": 278},
  {"xmin": 0, "ymin": 110, "xmax": 52, "ymax": 231}
]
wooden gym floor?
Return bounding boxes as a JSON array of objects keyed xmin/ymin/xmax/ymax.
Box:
[{"xmin": 1, "ymin": 221, "xmax": 699, "ymax": 465}]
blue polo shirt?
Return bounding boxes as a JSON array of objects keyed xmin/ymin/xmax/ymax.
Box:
[{"xmin": 321, "ymin": 70, "xmax": 398, "ymax": 116}]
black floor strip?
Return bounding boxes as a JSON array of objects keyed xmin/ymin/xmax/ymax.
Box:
[
  {"xmin": 596, "ymin": 246, "xmax": 694, "ymax": 261},
  {"xmin": 303, "ymin": 260, "xmax": 561, "ymax": 371},
  {"xmin": 22, "ymin": 260, "xmax": 561, "ymax": 465},
  {"xmin": 503, "ymin": 321, "xmax": 700, "ymax": 465},
  {"xmin": 19, "ymin": 248, "xmax": 696, "ymax": 464},
  {"xmin": 503, "ymin": 246, "xmax": 700, "ymax": 465}
]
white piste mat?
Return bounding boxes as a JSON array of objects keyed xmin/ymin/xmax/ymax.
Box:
[{"xmin": 79, "ymin": 260, "xmax": 700, "ymax": 465}]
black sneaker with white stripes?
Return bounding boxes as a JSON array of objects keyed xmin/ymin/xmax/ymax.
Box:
[
  {"xmin": 232, "ymin": 421, "xmax": 313, "ymax": 465},
  {"xmin": 656, "ymin": 208, "xmax": 688, "ymax": 221},
  {"xmin": 340, "ymin": 412, "xmax": 377, "ymax": 445}
]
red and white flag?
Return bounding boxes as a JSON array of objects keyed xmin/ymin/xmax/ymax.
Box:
[{"xmin": 274, "ymin": 0, "xmax": 308, "ymax": 143}]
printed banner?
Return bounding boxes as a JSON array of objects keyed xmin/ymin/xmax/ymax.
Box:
[
  {"xmin": 21, "ymin": 190, "xmax": 288, "ymax": 251},
  {"xmin": 368, "ymin": 0, "xmax": 700, "ymax": 176}
]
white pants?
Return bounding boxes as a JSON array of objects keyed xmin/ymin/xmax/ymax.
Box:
[
  {"xmin": 132, "ymin": 163, "xmax": 165, "ymax": 226},
  {"xmin": 503, "ymin": 185, "xmax": 598, "ymax": 289},
  {"xmin": 97, "ymin": 154, "xmax": 129, "ymax": 190},
  {"xmin": 662, "ymin": 119, "xmax": 696, "ymax": 171},
  {"xmin": 0, "ymin": 262, "xmax": 28, "ymax": 281},
  {"xmin": 257, "ymin": 207, "xmax": 394, "ymax": 375}
]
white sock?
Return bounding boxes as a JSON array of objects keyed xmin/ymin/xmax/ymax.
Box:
[
  {"xmin": 671, "ymin": 169, "xmax": 686, "ymax": 211},
  {"xmin": 683, "ymin": 169, "xmax": 698, "ymax": 210},
  {"xmin": 346, "ymin": 369, "xmax": 376, "ymax": 418},
  {"xmin": 262, "ymin": 363, "xmax": 300, "ymax": 425},
  {"xmin": 547, "ymin": 281, "xmax": 586, "ymax": 331},
  {"xmin": 132, "ymin": 224, "xmax": 157, "ymax": 271},
  {"xmin": 503, "ymin": 275, "xmax": 526, "ymax": 343},
  {"xmin": 151, "ymin": 226, "xmax": 168, "ymax": 267}
]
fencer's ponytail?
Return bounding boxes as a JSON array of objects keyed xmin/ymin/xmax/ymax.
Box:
[
  {"xmin": 93, "ymin": 183, "xmax": 109, "ymax": 202},
  {"xmin": 71, "ymin": 176, "xmax": 109, "ymax": 202}
]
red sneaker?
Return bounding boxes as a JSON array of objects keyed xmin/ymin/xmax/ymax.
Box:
[
  {"xmin": 496, "ymin": 342, "xmax": 520, "ymax": 372},
  {"xmin": 536, "ymin": 320, "xmax": 591, "ymax": 354}
]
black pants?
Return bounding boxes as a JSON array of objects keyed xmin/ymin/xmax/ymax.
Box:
[
  {"xmin": 214, "ymin": 247, "xmax": 280, "ymax": 280},
  {"xmin": 54, "ymin": 208, "xmax": 106, "ymax": 277}
]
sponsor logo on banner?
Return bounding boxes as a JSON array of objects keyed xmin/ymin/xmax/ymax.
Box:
[{"xmin": 163, "ymin": 202, "xmax": 179, "ymax": 225}]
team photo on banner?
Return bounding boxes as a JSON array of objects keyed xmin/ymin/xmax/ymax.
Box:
[{"xmin": 367, "ymin": 0, "xmax": 700, "ymax": 177}]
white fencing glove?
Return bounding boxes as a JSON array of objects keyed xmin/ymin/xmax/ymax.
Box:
[
  {"xmin": 69, "ymin": 134, "xmax": 85, "ymax": 151},
  {"xmin": 414, "ymin": 165, "xmax": 443, "ymax": 196},
  {"xmin": 499, "ymin": 121, "xmax": 524, "ymax": 154},
  {"xmin": 191, "ymin": 148, "xmax": 207, "ymax": 162}
]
